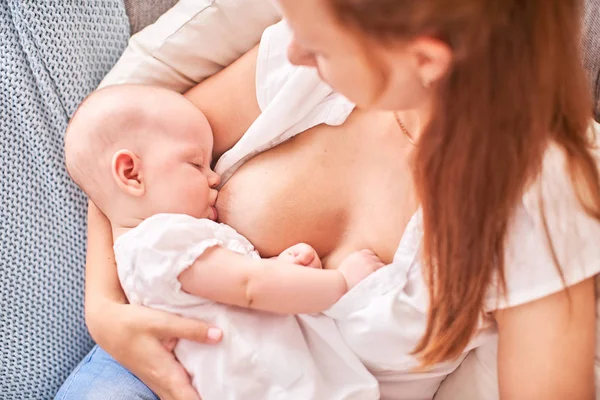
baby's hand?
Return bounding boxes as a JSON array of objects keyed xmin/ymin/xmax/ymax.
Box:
[
  {"xmin": 278, "ymin": 243, "xmax": 322, "ymax": 269},
  {"xmin": 338, "ymin": 249, "xmax": 385, "ymax": 290}
]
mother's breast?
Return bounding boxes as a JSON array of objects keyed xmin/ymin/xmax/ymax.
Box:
[
  {"xmin": 216, "ymin": 165, "xmax": 287, "ymax": 255},
  {"xmin": 215, "ymin": 136, "xmax": 349, "ymax": 258}
]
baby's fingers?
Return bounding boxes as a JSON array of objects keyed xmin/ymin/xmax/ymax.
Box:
[
  {"xmin": 278, "ymin": 243, "xmax": 320, "ymax": 268},
  {"xmin": 371, "ymin": 259, "xmax": 386, "ymax": 271}
]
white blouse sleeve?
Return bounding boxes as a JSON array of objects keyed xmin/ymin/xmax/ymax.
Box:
[
  {"xmin": 485, "ymin": 140, "xmax": 600, "ymax": 311},
  {"xmin": 214, "ymin": 20, "xmax": 355, "ymax": 183},
  {"xmin": 255, "ymin": 20, "xmax": 354, "ymax": 124},
  {"xmin": 115, "ymin": 213, "xmax": 257, "ymax": 309}
]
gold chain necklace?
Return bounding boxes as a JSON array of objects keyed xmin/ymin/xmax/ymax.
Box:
[{"xmin": 393, "ymin": 111, "xmax": 416, "ymax": 145}]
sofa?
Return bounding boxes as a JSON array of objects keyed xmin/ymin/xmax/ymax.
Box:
[{"xmin": 0, "ymin": 1, "xmax": 599, "ymax": 399}]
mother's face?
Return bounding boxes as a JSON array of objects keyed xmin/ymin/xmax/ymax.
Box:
[{"xmin": 277, "ymin": 0, "xmax": 450, "ymax": 112}]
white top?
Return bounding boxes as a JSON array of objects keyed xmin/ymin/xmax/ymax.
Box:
[
  {"xmin": 116, "ymin": 215, "xmax": 260, "ymax": 309},
  {"xmin": 115, "ymin": 214, "xmax": 379, "ymax": 400},
  {"xmin": 215, "ymin": 20, "xmax": 600, "ymax": 400}
]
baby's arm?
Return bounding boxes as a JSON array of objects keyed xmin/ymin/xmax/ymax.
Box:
[{"xmin": 178, "ymin": 247, "xmax": 384, "ymax": 314}]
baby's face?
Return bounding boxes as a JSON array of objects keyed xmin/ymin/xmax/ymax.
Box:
[{"xmin": 141, "ymin": 106, "xmax": 220, "ymax": 220}]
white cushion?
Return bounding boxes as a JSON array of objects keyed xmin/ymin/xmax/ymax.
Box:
[
  {"xmin": 596, "ymin": 278, "xmax": 600, "ymax": 393},
  {"xmin": 435, "ymin": 338, "xmax": 499, "ymax": 400},
  {"xmin": 99, "ymin": 0, "xmax": 281, "ymax": 92}
]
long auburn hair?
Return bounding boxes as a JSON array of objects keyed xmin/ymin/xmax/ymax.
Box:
[{"xmin": 331, "ymin": 0, "xmax": 600, "ymax": 365}]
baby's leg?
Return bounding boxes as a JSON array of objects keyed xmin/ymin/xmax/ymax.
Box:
[{"xmin": 55, "ymin": 345, "xmax": 158, "ymax": 400}]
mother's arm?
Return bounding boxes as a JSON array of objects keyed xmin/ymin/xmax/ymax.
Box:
[
  {"xmin": 84, "ymin": 45, "xmax": 263, "ymax": 400},
  {"xmin": 495, "ymin": 277, "xmax": 596, "ymax": 400},
  {"xmin": 85, "ymin": 202, "xmax": 220, "ymax": 400},
  {"xmin": 185, "ymin": 44, "xmax": 261, "ymax": 160}
]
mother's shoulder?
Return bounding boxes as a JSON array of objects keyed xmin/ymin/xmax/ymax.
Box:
[
  {"xmin": 505, "ymin": 122, "xmax": 600, "ymax": 270},
  {"xmin": 484, "ymin": 124, "xmax": 600, "ymax": 310}
]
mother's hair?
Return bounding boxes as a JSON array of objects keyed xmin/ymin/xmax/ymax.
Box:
[{"xmin": 330, "ymin": 0, "xmax": 600, "ymax": 365}]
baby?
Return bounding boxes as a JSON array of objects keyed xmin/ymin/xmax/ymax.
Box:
[{"xmin": 64, "ymin": 85, "xmax": 382, "ymax": 400}]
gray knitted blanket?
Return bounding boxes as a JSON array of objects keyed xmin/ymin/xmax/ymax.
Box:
[{"xmin": 0, "ymin": 1, "xmax": 129, "ymax": 398}]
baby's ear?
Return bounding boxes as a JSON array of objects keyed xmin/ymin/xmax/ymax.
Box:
[{"xmin": 111, "ymin": 149, "xmax": 145, "ymax": 196}]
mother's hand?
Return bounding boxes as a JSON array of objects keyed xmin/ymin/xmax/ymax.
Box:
[{"xmin": 87, "ymin": 299, "xmax": 222, "ymax": 400}]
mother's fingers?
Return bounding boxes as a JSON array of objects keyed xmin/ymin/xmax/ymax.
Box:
[
  {"xmin": 147, "ymin": 309, "xmax": 223, "ymax": 344},
  {"xmin": 92, "ymin": 303, "xmax": 208, "ymax": 400},
  {"xmin": 136, "ymin": 339, "xmax": 202, "ymax": 400}
]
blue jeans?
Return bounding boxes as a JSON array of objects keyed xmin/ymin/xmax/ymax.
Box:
[{"xmin": 55, "ymin": 345, "xmax": 158, "ymax": 400}]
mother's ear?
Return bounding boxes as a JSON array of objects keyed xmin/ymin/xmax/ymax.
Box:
[
  {"xmin": 408, "ymin": 37, "xmax": 452, "ymax": 88},
  {"xmin": 111, "ymin": 149, "xmax": 145, "ymax": 196}
]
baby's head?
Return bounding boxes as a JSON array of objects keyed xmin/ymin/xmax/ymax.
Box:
[{"xmin": 65, "ymin": 85, "xmax": 220, "ymax": 229}]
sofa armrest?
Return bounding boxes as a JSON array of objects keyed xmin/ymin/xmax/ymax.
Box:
[
  {"xmin": 583, "ymin": 0, "xmax": 600, "ymax": 121},
  {"xmin": 124, "ymin": 0, "xmax": 179, "ymax": 34}
]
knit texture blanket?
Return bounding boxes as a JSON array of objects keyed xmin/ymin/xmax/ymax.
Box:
[{"xmin": 0, "ymin": 1, "xmax": 128, "ymax": 398}]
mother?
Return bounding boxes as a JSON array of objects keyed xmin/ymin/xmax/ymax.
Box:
[{"xmin": 58, "ymin": 0, "xmax": 600, "ymax": 399}]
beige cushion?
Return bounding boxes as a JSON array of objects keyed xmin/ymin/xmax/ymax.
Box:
[
  {"xmin": 435, "ymin": 338, "xmax": 499, "ymax": 400},
  {"xmin": 100, "ymin": 0, "xmax": 281, "ymax": 92}
]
